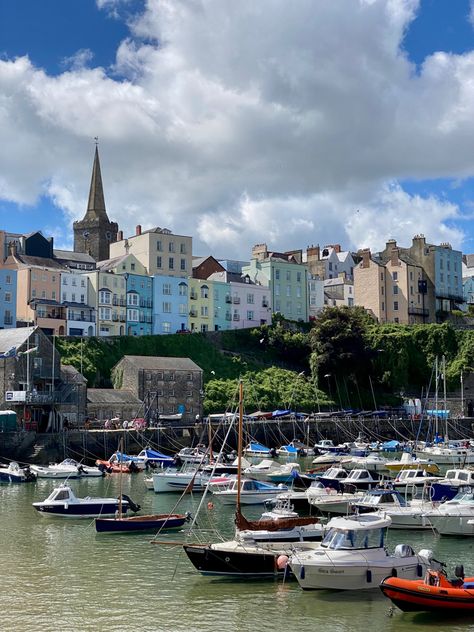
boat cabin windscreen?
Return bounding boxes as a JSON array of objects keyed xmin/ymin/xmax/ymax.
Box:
[{"xmin": 321, "ymin": 526, "xmax": 385, "ymax": 550}]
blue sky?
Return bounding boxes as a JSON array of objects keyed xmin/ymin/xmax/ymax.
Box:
[{"xmin": 1, "ymin": 0, "xmax": 474, "ymax": 257}]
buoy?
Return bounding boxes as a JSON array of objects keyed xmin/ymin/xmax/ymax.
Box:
[
  {"xmin": 207, "ymin": 501, "xmax": 214, "ymax": 510},
  {"xmin": 277, "ymin": 555, "xmax": 289, "ymax": 570}
]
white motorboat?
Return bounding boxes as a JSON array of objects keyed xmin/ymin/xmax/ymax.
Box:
[
  {"xmin": 175, "ymin": 446, "xmax": 209, "ymax": 465},
  {"xmin": 427, "ymin": 489, "xmax": 474, "ymax": 536},
  {"xmin": 311, "ymin": 453, "xmax": 348, "ymax": 467},
  {"xmin": 0, "ymin": 461, "xmax": 36, "ymax": 483},
  {"xmin": 373, "ymin": 501, "xmax": 437, "ymax": 530},
  {"xmin": 351, "ymin": 488, "xmax": 409, "ymax": 513},
  {"xmin": 211, "ymin": 477, "xmax": 288, "ymax": 505},
  {"xmin": 243, "ymin": 442, "xmax": 275, "ymax": 458},
  {"xmin": 319, "ymin": 467, "xmax": 382, "ymax": 492},
  {"xmin": 288, "ymin": 514, "xmax": 441, "ymax": 590},
  {"xmin": 416, "ymin": 445, "xmax": 474, "ymax": 467},
  {"xmin": 341, "ymin": 452, "xmax": 388, "ymax": 472},
  {"xmin": 243, "ymin": 459, "xmax": 300, "ymax": 483},
  {"xmin": 32, "ymin": 484, "xmax": 135, "ymax": 518},
  {"xmin": 151, "ymin": 468, "xmax": 228, "ymax": 493},
  {"xmin": 31, "ymin": 458, "xmax": 102, "ymax": 478},
  {"xmin": 392, "ymin": 468, "xmax": 441, "ymax": 495},
  {"xmin": 308, "ymin": 488, "xmax": 364, "ymax": 516}
]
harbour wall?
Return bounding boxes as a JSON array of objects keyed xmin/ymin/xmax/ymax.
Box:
[{"xmin": 1, "ymin": 415, "xmax": 474, "ymax": 465}]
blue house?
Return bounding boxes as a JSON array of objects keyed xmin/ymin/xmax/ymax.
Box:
[
  {"xmin": 126, "ymin": 273, "xmax": 153, "ymax": 336},
  {"xmin": 153, "ymin": 275, "xmax": 189, "ymax": 334},
  {"xmin": 0, "ymin": 269, "xmax": 16, "ymax": 328}
]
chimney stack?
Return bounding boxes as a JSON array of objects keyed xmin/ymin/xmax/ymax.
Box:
[
  {"xmin": 361, "ymin": 249, "xmax": 371, "ymax": 268},
  {"xmin": 117, "ymin": 230, "xmax": 123, "ymax": 242},
  {"xmin": 136, "ymin": 225, "xmax": 142, "ymax": 236},
  {"xmin": 391, "ymin": 247, "xmax": 400, "ymax": 267}
]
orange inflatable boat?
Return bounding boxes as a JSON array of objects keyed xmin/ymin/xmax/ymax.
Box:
[{"xmin": 380, "ymin": 566, "xmax": 474, "ymax": 612}]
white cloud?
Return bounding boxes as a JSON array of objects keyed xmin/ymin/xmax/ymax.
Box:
[
  {"xmin": 0, "ymin": 0, "xmax": 474, "ymax": 258},
  {"xmin": 61, "ymin": 49, "xmax": 94, "ymax": 71}
]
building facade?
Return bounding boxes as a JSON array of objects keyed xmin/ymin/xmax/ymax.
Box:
[
  {"xmin": 0, "ymin": 269, "xmax": 16, "ymax": 329},
  {"xmin": 87, "ymin": 270, "xmax": 127, "ymax": 336},
  {"xmin": 152, "ymin": 275, "xmax": 189, "ymax": 334}
]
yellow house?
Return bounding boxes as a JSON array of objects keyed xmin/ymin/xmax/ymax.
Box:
[{"xmin": 87, "ymin": 270, "xmax": 127, "ymax": 336}]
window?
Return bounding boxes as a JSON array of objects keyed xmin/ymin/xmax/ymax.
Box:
[
  {"xmin": 286, "ymin": 270, "xmax": 291, "ymax": 281},
  {"xmin": 440, "ymin": 273, "xmax": 444, "ymax": 282},
  {"xmin": 72, "ymin": 278, "xmax": 77, "ymax": 286},
  {"xmin": 128, "ymin": 293, "xmax": 138, "ymax": 306},
  {"xmin": 179, "ymin": 303, "xmax": 187, "ymax": 315},
  {"xmin": 296, "ymin": 286, "xmax": 301, "ymax": 297},
  {"xmin": 180, "ymin": 258, "xmax": 186, "ymax": 271},
  {"xmin": 328, "ymin": 262, "xmax": 333, "ymax": 271},
  {"xmin": 201, "ymin": 285, "xmax": 209, "ymax": 299},
  {"xmin": 169, "ymin": 242, "xmax": 175, "ymax": 252},
  {"xmin": 286, "ymin": 285, "xmax": 291, "ymax": 296},
  {"xmin": 163, "ymin": 302, "xmax": 172, "ymax": 313},
  {"xmin": 4, "ymin": 309, "xmax": 12, "ymax": 324},
  {"xmin": 163, "ymin": 283, "xmax": 172, "ymax": 295},
  {"xmin": 127, "ymin": 309, "xmax": 139, "ymax": 322},
  {"xmin": 37, "ymin": 307, "xmax": 46, "ymax": 318},
  {"xmin": 410, "ymin": 271, "xmax": 413, "ymax": 281},
  {"xmin": 393, "ymin": 301, "xmax": 399, "ymax": 311},
  {"xmin": 62, "ymin": 292, "xmax": 67, "ymax": 301},
  {"xmin": 156, "ymin": 240, "xmax": 162, "ymax": 251},
  {"xmin": 180, "ymin": 243, "xmax": 186, "ymax": 254},
  {"xmin": 286, "ymin": 301, "xmax": 292, "ymax": 313},
  {"xmin": 275, "ymin": 284, "xmax": 280, "ymax": 296},
  {"xmin": 297, "ymin": 271, "xmax": 302, "ymax": 283},
  {"xmin": 32, "ymin": 289, "xmax": 36, "ymax": 298},
  {"xmin": 381, "ymin": 287, "xmax": 384, "ymax": 295},
  {"xmin": 99, "ymin": 307, "xmax": 111, "ymax": 320},
  {"xmin": 80, "ymin": 294, "xmax": 85, "ymax": 303},
  {"xmin": 247, "ymin": 293, "xmax": 254, "ymax": 304},
  {"xmin": 42, "ymin": 274, "xmax": 47, "ymax": 282},
  {"xmin": 5, "ymin": 275, "xmax": 11, "ymax": 284},
  {"xmin": 394, "ymin": 317, "xmax": 399, "ymax": 323},
  {"xmin": 393, "ymin": 285, "xmax": 398, "ymax": 295},
  {"xmin": 201, "ymin": 305, "xmax": 208, "ymax": 317},
  {"xmin": 71, "ymin": 293, "xmax": 76, "ymax": 302},
  {"xmin": 275, "ymin": 299, "xmax": 280, "ymax": 311},
  {"xmin": 81, "ymin": 279, "xmax": 85, "ymax": 287},
  {"xmin": 156, "ymin": 256, "xmax": 162, "ymax": 269},
  {"xmin": 131, "ymin": 263, "xmax": 135, "ymax": 271},
  {"xmin": 41, "ymin": 290, "xmax": 46, "ymax": 299},
  {"xmin": 247, "ymin": 310, "xmax": 254, "ymax": 321},
  {"xmin": 52, "ymin": 291, "xmax": 56, "ymax": 300},
  {"xmin": 162, "ymin": 322, "xmax": 171, "ymax": 333},
  {"xmin": 179, "ymin": 283, "xmax": 187, "ymax": 296},
  {"xmin": 99, "ymin": 291, "xmax": 111, "ymax": 304},
  {"xmin": 393, "ymin": 272, "xmax": 398, "ymax": 281},
  {"xmin": 410, "ymin": 286, "xmax": 414, "ymax": 295},
  {"xmin": 4, "ymin": 292, "xmax": 11, "ymax": 302},
  {"xmin": 169, "ymin": 257, "xmax": 174, "ymax": 270},
  {"xmin": 296, "ymin": 302, "xmax": 302, "ymax": 315},
  {"xmin": 275, "ymin": 269, "xmax": 280, "ymax": 280},
  {"xmin": 381, "ymin": 272, "xmax": 384, "ymax": 281},
  {"xmin": 381, "ymin": 301, "xmax": 385, "ymax": 311}
]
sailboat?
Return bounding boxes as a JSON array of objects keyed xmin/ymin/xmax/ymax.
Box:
[
  {"xmin": 95, "ymin": 439, "xmax": 190, "ymax": 534},
  {"xmin": 182, "ymin": 381, "xmax": 323, "ymax": 577}
]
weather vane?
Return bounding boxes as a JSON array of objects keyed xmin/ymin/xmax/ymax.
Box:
[{"xmin": 94, "ymin": 136, "xmax": 99, "ymax": 146}]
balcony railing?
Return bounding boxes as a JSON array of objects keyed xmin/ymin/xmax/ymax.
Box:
[
  {"xmin": 119, "ymin": 316, "xmax": 126, "ymax": 322},
  {"xmin": 112, "ymin": 315, "xmax": 119, "ymax": 322},
  {"xmin": 262, "ymin": 300, "xmax": 269, "ymax": 307},
  {"xmin": 233, "ymin": 314, "xmax": 240, "ymax": 321},
  {"xmin": 225, "ymin": 296, "xmax": 232, "ymax": 303},
  {"xmin": 112, "ymin": 298, "xmax": 119, "ymax": 306},
  {"xmin": 189, "ymin": 309, "xmax": 197, "ymax": 317},
  {"xmin": 190, "ymin": 293, "xmax": 197, "ymax": 300},
  {"xmin": 67, "ymin": 315, "xmax": 94, "ymax": 322},
  {"xmin": 436, "ymin": 290, "xmax": 464, "ymax": 301},
  {"xmin": 408, "ymin": 306, "xmax": 429, "ymax": 316},
  {"xmin": 232, "ymin": 297, "xmax": 241, "ymax": 304},
  {"xmin": 37, "ymin": 313, "xmax": 66, "ymax": 320}
]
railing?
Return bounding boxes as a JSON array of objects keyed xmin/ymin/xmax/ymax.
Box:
[
  {"xmin": 232, "ymin": 297, "xmax": 240, "ymax": 304},
  {"xmin": 436, "ymin": 291, "xmax": 464, "ymax": 301},
  {"xmin": 67, "ymin": 315, "xmax": 94, "ymax": 322},
  {"xmin": 119, "ymin": 316, "xmax": 126, "ymax": 322},
  {"xmin": 189, "ymin": 309, "xmax": 197, "ymax": 317},
  {"xmin": 408, "ymin": 306, "xmax": 429, "ymax": 316},
  {"xmin": 190, "ymin": 293, "xmax": 197, "ymax": 300},
  {"xmin": 225, "ymin": 296, "xmax": 232, "ymax": 303},
  {"xmin": 233, "ymin": 314, "xmax": 240, "ymax": 321},
  {"xmin": 37, "ymin": 314, "xmax": 65, "ymax": 320},
  {"xmin": 112, "ymin": 298, "xmax": 119, "ymax": 306},
  {"xmin": 262, "ymin": 300, "xmax": 269, "ymax": 307},
  {"xmin": 112, "ymin": 315, "xmax": 119, "ymax": 322}
]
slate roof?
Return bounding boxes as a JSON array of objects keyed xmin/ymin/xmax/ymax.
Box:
[
  {"xmin": 115, "ymin": 355, "xmax": 202, "ymax": 372},
  {"xmin": 0, "ymin": 327, "xmax": 36, "ymax": 354},
  {"xmin": 54, "ymin": 250, "xmax": 96, "ymax": 265},
  {"xmin": 96, "ymin": 254, "xmax": 130, "ymax": 271},
  {"xmin": 87, "ymin": 389, "xmax": 142, "ymax": 405}
]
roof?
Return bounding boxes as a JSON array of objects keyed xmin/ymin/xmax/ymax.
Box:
[
  {"xmin": 6, "ymin": 253, "xmax": 65, "ymax": 270},
  {"xmin": 53, "ymin": 250, "xmax": 96, "ymax": 265},
  {"xmin": 61, "ymin": 364, "xmax": 87, "ymax": 383},
  {"xmin": 96, "ymin": 254, "xmax": 130, "ymax": 271},
  {"xmin": 464, "ymin": 254, "xmax": 474, "ymax": 268},
  {"xmin": 0, "ymin": 326, "xmax": 36, "ymax": 354},
  {"xmin": 87, "ymin": 388, "xmax": 142, "ymax": 405},
  {"xmin": 324, "ymin": 278, "xmax": 352, "ymax": 287},
  {"xmin": 115, "ymin": 355, "xmax": 202, "ymax": 372}
]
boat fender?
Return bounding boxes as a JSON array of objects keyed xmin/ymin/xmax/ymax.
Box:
[
  {"xmin": 207, "ymin": 502, "xmax": 214, "ymax": 510},
  {"xmin": 416, "ymin": 564, "xmax": 423, "ymax": 577},
  {"xmin": 391, "ymin": 568, "xmax": 397, "ymax": 578},
  {"xmin": 366, "ymin": 569, "xmax": 372, "ymax": 583},
  {"xmin": 277, "ymin": 555, "xmax": 289, "ymax": 570},
  {"xmin": 300, "ymin": 566, "xmax": 305, "ymax": 580}
]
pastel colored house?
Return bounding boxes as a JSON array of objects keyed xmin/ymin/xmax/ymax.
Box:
[
  {"xmin": 153, "ymin": 275, "xmax": 189, "ymax": 334},
  {"xmin": 60, "ymin": 271, "xmax": 96, "ymax": 336},
  {"xmin": 0, "ymin": 269, "xmax": 16, "ymax": 328},
  {"xmin": 87, "ymin": 270, "xmax": 127, "ymax": 336}
]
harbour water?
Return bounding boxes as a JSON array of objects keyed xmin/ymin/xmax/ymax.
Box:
[{"xmin": 2, "ymin": 472, "xmax": 474, "ymax": 632}]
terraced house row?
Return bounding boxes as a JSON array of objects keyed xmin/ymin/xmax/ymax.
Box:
[{"xmin": 0, "ymin": 147, "xmax": 471, "ymax": 336}]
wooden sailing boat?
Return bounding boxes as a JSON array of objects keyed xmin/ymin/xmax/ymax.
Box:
[
  {"xmin": 95, "ymin": 438, "xmax": 190, "ymax": 534},
  {"xmin": 183, "ymin": 381, "xmax": 323, "ymax": 576}
]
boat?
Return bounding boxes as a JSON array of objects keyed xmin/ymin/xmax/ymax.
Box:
[
  {"xmin": 316, "ymin": 466, "xmax": 350, "ymax": 490},
  {"xmin": 430, "ymin": 468, "xmax": 474, "ymax": 501},
  {"xmin": 380, "ymin": 565, "xmax": 474, "ymax": 612},
  {"xmin": 308, "ymin": 488, "xmax": 364, "ymax": 516},
  {"xmin": 0, "ymin": 461, "xmax": 36, "ymax": 483},
  {"xmin": 243, "ymin": 442, "xmax": 275, "ymax": 458},
  {"xmin": 276, "ymin": 441, "xmax": 310, "ymax": 457},
  {"xmin": 211, "ymin": 477, "xmax": 288, "ymax": 505},
  {"xmin": 175, "ymin": 446, "xmax": 209, "ymax": 465},
  {"xmin": 96, "ymin": 452, "xmax": 144, "ymax": 473},
  {"xmin": 341, "ymin": 452, "xmax": 388, "ymax": 472},
  {"xmin": 182, "ymin": 381, "xmax": 323, "ymax": 577},
  {"xmin": 95, "ymin": 439, "xmax": 190, "ymax": 533},
  {"xmin": 243, "ymin": 459, "xmax": 300, "ymax": 483},
  {"xmin": 319, "ymin": 467, "xmax": 382, "ymax": 493},
  {"xmin": 288, "ymin": 513, "xmax": 441, "ymax": 590},
  {"xmin": 427, "ymin": 488, "xmax": 474, "ymax": 536},
  {"xmin": 385, "ymin": 452, "xmax": 440, "ymax": 474},
  {"xmin": 311, "ymin": 452, "xmax": 348, "ymax": 467},
  {"xmin": 392, "ymin": 467, "xmax": 441, "ymax": 495},
  {"xmin": 351, "ymin": 488, "xmax": 409, "ymax": 514},
  {"xmin": 152, "ymin": 468, "xmax": 229, "ymax": 493},
  {"xmin": 31, "ymin": 459, "xmax": 84, "ymax": 479},
  {"xmin": 135, "ymin": 448, "xmax": 175, "ymax": 468},
  {"xmin": 32, "ymin": 484, "xmax": 134, "ymax": 518}
]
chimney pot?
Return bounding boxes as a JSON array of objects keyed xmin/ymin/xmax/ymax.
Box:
[
  {"xmin": 117, "ymin": 230, "xmax": 123, "ymax": 242},
  {"xmin": 136, "ymin": 225, "xmax": 142, "ymax": 236}
]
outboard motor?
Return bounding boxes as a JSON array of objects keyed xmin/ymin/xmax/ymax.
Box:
[
  {"xmin": 418, "ymin": 549, "xmax": 444, "ymax": 572},
  {"xmin": 128, "ymin": 461, "xmax": 139, "ymax": 473},
  {"xmin": 121, "ymin": 494, "xmax": 141, "ymax": 513},
  {"xmin": 24, "ymin": 465, "xmax": 37, "ymax": 483}
]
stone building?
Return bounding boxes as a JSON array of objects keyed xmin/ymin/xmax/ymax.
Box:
[
  {"xmin": 73, "ymin": 146, "xmax": 119, "ymax": 262},
  {"xmin": 86, "ymin": 388, "xmax": 143, "ymax": 423},
  {"xmin": 0, "ymin": 327, "xmax": 87, "ymax": 429},
  {"xmin": 111, "ymin": 355, "xmax": 203, "ymax": 422}
]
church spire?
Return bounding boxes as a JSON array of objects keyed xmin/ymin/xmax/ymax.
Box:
[{"xmin": 86, "ymin": 145, "xmax": 107, "ymax": 219}]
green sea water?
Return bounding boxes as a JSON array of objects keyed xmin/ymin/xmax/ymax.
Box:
[{"xmin": 1, "ymin": 473, "xmax": 474, "ymax": 632}]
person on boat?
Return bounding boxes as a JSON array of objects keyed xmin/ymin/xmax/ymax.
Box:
[{"xmin": 122, "ymin": 420, "xmax": 129, "ymax": 430}]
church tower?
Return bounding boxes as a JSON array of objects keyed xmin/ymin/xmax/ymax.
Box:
[{"xmin": 73, "ymin": 145, "xmax": 119, "ymax": 262}]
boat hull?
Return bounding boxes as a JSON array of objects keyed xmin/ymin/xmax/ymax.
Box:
[
  {"xmin": 95, "ymin": 514, "xmax": 187, "ymax": 533},
  {"xmin": 380, "ymin": 577, "xmax": 474, "ymax": 612},
  {"xmin": 183, "ymin": 544, "xmax": 282, "ymax": 577},
  {"xmin": 33, "ymin": 501, "xmax": 127, "ymax": 518}
]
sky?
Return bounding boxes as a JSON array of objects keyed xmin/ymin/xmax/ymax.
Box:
[{"xmin": 1, "ymin": 0, "xmax": 474, "ymax": 258}]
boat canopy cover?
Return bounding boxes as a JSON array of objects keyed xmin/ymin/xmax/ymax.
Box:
[
  {"xmin": 247, "ymin": 442, "xmax": 270, "ymax": 452},
  {"xmin": 272, "ymin": 409, "xmax": 292, "ymax": 418},
  {"xmin": 381, "ymin": 440, "xmax": 400, "ymax": 450},
  {"xmin": 140, "ymin": 448, "xmax": 174, "ymax": 462}
]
